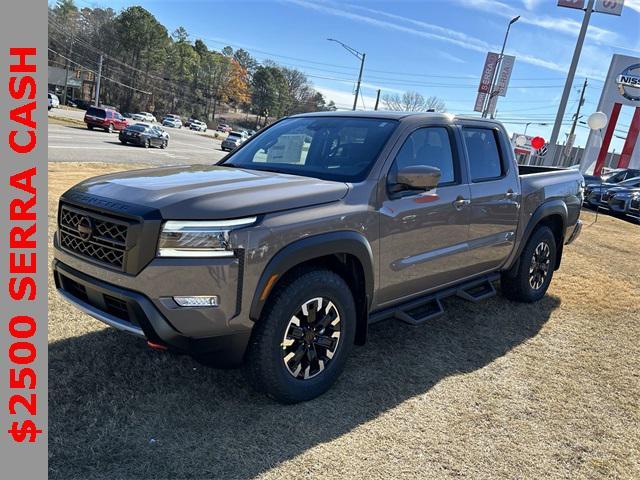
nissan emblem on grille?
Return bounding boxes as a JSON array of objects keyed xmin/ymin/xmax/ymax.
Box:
[{"xmin": 77, "ymin": 216, "xmax": 93, "ymax": 240}]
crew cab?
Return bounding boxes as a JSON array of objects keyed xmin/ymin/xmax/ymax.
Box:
[{"xmin": 53, "ymin": 112, "xmax": 583, "ymax": 403}]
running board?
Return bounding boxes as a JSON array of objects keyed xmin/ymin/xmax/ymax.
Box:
[
  {"xmin": 369, "ymin": 273, "xmax": 500, "ymax": 326},
  {"xmin": 456, "ymin": 279, "xmax": 496, "ymax": 303},
  {"xmin": 394, "ymin": 299, "xmax": 444, "ymax": 326}
]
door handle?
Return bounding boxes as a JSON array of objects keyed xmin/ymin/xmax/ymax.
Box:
[
  {"xmin": 453, "ymin": 197, "xmax": 471, "ymax": 210},
  {"xmin": 505, "ymin": 189, "xmax": 515, "ymax": 199}
]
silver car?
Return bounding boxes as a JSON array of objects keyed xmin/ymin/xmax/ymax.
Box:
[{"xmin": 221, "ymin": 130, "xmax": 247, "ymax": 151}]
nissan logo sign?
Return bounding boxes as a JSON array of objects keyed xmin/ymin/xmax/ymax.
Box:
[
  {"xmin": 77, "ymin": 216, "xmax": 93, "ymax": 241},
  {"xmin": 616, "ymin": 63, "xmax": 640, "ymax": 102}
]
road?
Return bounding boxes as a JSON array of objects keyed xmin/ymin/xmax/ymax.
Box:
[{"xmin": 48, "ymin": 113, "xmax": 227, "ymax": 166}]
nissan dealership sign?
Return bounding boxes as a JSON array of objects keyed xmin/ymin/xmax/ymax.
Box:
[
  {"xmin": 580, "ymin": 54, "xmax": 640, "ymax": 174},
  {"xmin": 616, "ymin": 63, "xmax": 640, "ymax": 102}
]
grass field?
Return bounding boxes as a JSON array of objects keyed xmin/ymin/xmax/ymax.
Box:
[{"xmin": 48, "ymin": 162, "xmax": 640, "ymax": 480}]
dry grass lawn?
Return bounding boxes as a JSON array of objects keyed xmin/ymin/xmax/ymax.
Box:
[{"xmin": 48, "ymin": 163, "xmax": 640, "ymax": 479}]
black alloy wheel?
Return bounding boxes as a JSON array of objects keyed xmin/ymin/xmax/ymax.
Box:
[
  {"xmin": 281, "ymin": 297, "xmax": 342, "ymax": 380},
  {"xmin": 529, "ymin": 241, "xmax": 551, "ymax": 290}
]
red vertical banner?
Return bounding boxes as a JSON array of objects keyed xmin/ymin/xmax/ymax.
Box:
[
  {"xmin": 593, "ymin": 102, "xmax": 622, "ymax": 176},
  {"xmin": 618, "ymin": 107, "xmax": 640, "ymax": 168}
]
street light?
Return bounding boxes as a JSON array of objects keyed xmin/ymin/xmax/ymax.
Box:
[
  {"xmin": 524, "ymin": 121, "xmax": 548, "ymax": 136},
  {"xmin": 327, "ymin": 38, "xmax": 366, "ymax": 111},
  {"xmin": 483, "ymin": 15, "xmax": 519, "ymax": 118}
]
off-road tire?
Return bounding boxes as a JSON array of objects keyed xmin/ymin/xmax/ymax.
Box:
[
  {"xmin": 245, "ymin": 269, "xmax": 356, "ymax": 403},
  {"xmin": 501, "ymin": 225, "xmax": 557, "ymax": 303}
]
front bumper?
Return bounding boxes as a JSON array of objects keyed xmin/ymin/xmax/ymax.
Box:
[
  {"xmin": 607, "ymin": 197, "xmax": 631, "ymax": 213},
  {"xmin": 53, "ymin": 234, "xmax": 254, "ymax": 366}
]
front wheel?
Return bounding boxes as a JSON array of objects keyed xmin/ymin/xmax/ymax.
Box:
[
  {"xmin": 501, "ymin": 226, "xmax": 557, "ymax": 303},
  {"xmin": 245, "ymin": 270, "xmax": 356, "ymax": 403},
  {"xmin": 106, "ymin": 123, "xmax": 114, "ymax": 133}
]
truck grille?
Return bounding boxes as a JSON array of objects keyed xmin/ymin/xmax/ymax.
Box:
[{"xmin": 59, "ymin": 204, "xmax": 129, "ymax": 270}]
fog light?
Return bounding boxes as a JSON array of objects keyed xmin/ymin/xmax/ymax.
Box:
[{"xmin": 173, "ymin": 296, "xmax": 219, "ymax": 307}]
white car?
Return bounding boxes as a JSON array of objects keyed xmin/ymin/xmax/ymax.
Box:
[
  {"xmin": 189, "ymin": 120, "xmax": 207, "ymax": 132},
  {"xmin": 132, "ymin": 111, "xmax": 156, "ymax": 123},
  {"xmin": 162, "ymin": 116, "xmax": 183, "ymax": 128},
  {"xmin": 48, "ymin": 92, "xmax": 60, "ymax": 110}
]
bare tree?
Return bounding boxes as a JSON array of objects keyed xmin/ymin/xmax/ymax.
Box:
[{"xmin": 382, "ymin": 91, "xmax": 446, "ymax": 112}]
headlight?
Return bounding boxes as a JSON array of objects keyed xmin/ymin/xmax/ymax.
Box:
[{"xmin": 157, "ymin": 217, "xmax": 257, "ymax": 257}]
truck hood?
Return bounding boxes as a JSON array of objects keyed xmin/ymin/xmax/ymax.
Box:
[{"xmin": 64, "ymin": 165, "xmax": 349, "ymax": 220}]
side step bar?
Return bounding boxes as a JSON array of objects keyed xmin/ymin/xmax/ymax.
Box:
[{"xmin": 369, "ymin": 273, "xmax": 500, "ymax": 326}]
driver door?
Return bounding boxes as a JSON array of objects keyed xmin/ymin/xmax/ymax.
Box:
[{"xmin": 377, "ymin": 126, "xmax": 472, "ymax": 306}]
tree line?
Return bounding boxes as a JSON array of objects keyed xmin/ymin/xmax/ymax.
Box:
[{"xmin": 48, "ymin": 0, "xmax": 336, "ymax": 126}]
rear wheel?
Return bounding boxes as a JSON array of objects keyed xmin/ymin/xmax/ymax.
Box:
[
  {"xmin": 501, "ymin": 226, "xmax": 557, "ymax": 303},
  {"xmin": 87, "ymin": 125, "xmax": 93, "ymax": 130},
  {"xmin": 245, "ymin": 270, "xmax": 356, "ymax": 403}
]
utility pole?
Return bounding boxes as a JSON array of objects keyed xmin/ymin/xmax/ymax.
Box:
[
  {"xmin": 327, "ymin": 38, "xmax": 366, "ymax": 111},
  {"xmin": 62, "ymin": 31, "xmax": 75, "ymax": 106},
  {"xmin": 547, "ymin": 0, "xmax": 594, "ymax": 165},
  {"xmin": 563, "ymin": 78, "xmax": 588, "ymax": 162},
  {"xmin": 353, "ymin": 52, "xmax": 365, "ymax": 111},
  {"xmin": 483, "ymin": 15, "xmax": 519, "ymax": 118},
  {"xmin": 94, "ymin": 54, "xmax": 103, "ymax": 107},
  {"xmin": 374, "ymin": 89, "xmax": 381, "ymax": 110}
]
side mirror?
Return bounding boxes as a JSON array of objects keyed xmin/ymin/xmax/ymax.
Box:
[{"xmin": 393, "ymin": 165, "xmax": 441, "ymax": 193}]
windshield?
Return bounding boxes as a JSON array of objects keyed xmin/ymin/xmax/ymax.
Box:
[
  {"xmin": 221, "ymin": 116, "xmax": 398, "ymax": 182},
  {"xmin": 620, "ymin": 177, "xmax": 640, "ymax": 187}
]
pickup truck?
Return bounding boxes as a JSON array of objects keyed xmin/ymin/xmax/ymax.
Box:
[{"xmin": 53, "ymin": 112, "xmax": 583, "ymax": 403}]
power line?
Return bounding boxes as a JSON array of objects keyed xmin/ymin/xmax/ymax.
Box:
[{"xmin": 48, "ymin": 47, "xmax": 152, "ymax": 95}]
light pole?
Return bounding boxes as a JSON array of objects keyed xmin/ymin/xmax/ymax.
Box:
[
  {"xmin": 483, "ymin": 15, "xmax": 519, "ymax": 118},
  {"xmin": 547, "ymin": 0, "xmax": 595, "ymax": 165},
  {"xmin": 328, "ymin": 38, "xmax": 366, "ymax": 111},
  {"xmin": 524, "ymin": 122, "xmax": 548, "ymax": 136}
]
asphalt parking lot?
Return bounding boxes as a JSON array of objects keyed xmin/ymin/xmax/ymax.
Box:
[{"xmin": 48, "ymin": 113, "xmax": 227, "ymax": 166}]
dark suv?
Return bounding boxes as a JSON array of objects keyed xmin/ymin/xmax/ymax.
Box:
[{"xmin": 84, "ymin": 106, "xmax": 128, "ymax": 133}]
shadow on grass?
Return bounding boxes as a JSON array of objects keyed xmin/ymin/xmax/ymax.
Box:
[{"xmin": 49, "ymin": 293, "xmax": 559, "ymax": 480}]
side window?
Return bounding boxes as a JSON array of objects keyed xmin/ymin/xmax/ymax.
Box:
[
  {"xmin": 463, "ymin": 127, "xmax": 504, "ymax": 182},
  {"xmin": 392, "ymin": 127, "xmax": 456, "ymax": 185}
]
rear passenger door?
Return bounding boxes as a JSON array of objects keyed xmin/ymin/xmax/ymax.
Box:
[
  {"xmin": 378, "ymin": 126, "xmax": 472, "ymax": 306},
  {"xmin": 462, "ymin": 126, "xmax": 520, "ymax": 274}
]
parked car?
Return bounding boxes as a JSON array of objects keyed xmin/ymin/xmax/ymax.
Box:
[
  {"xmin": 221, "ymin": 130, "xmax": 248, "ymax": 151},
  {"xmin": 585, "ymin": 176, "xmax": 640, "ymax": 208},
  {"xmin": 583, "ymin": 168, "xmax": 640, "ymax": 187},
  {"xmin": 628, "ymin": 192, "xmax": 640, "ymax": 219},
  {"xmin": 132, "ymin": 112, "xmax": 157, "ymax": 123},
  {"xmin": 54, "ymin": 112, "xmax": 584, "ymax": 403},
  {"xmin": 162, "ymin": 116, "xmax": 183, "ymax": 128},
  {"xmin": 119, "ymin": 123, "xmax": 169, "ymax": 148},
  {"xmin": 189, "ymin": 120, "xmax": 207, "ymax": 132},
  {"xmin": 247, "ymin": 129, "xmax": 257, "ymax": 136},
  {"xmin": 48, "ymin": 92, "xmax": 60, "ymax": 110},
  {"xmin": 216, "ymin": 123, "xmax": 232, "ymax": 133},
  {"xmin": 607, "ymin": 188, "xmax": 640, "ymax": 217},
  {"xmin": 84, "ymin": 106, "xmax": 128, "ymax": 133}
]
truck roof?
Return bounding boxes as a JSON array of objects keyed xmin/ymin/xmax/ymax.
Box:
[{"xmin": 289, "ymin": 110, "xmax": 503, "ymax": 127}]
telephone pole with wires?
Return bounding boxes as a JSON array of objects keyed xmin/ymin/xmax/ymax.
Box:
[
  {"xmin": 563, "ymin": 78, "xmax": 588, "ymax": 164},
  {"xmin": 62, "ymin": 30, "xmax": 75, "ymax": 106},
  {"xmin": 94, "ymin": 54, "xmax": 103, "ymax": 107}
]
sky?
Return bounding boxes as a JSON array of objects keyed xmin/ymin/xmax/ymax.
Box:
[{"xmin": 70, "ymin": 0, "xmax": 640, "ymax": 151}]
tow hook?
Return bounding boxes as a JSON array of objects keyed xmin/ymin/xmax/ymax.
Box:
[{"xmin": 147, "ymin": 340, "xmax": 168, "ymax": 351}]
